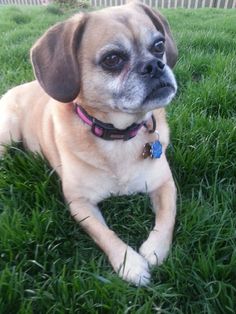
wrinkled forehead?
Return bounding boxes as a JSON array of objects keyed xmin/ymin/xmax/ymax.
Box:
[{"xmin": 82, "ymin": 6, "xmax": 164, "ymax": 55}]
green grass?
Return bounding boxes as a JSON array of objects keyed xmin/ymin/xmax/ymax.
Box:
[{"xmin": 0, "ymin": 5, "xmax": 235, "ymax": 314}]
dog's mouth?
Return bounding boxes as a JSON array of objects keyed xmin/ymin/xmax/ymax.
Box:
[{"xmin": 143, "ymin": 81, "xmax": 175, "ymax": 104}]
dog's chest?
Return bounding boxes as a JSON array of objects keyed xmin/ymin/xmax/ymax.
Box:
[
  {"xmin": 71, "ymin": 135, "xmax": 171, "ymax": 203},
  {"xmin": 107, "ymin": 156, "xmax": 170, "ymax": 197},
  {"xmin": 100, "ymin": 140, "xmax": 167, "ymax": 196},
  {"xmin": 110, "ymin": 163, "xmax": 147, "ymax": 195}
]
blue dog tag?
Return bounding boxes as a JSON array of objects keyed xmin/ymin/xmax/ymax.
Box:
[
  {"xmin": 142, "ymin": 140, "xmax": 162, "ymax": 159},
  {"xmin": 150, "ymin": 140, "xmax": 162, "ymax": 158}
]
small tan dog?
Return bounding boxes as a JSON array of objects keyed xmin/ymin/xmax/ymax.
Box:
[{"xmin": 0, "ymin": 2, "xmax": 178, "ymax": 285}]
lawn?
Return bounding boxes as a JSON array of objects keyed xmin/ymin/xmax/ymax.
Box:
[{"xmin": 0, "ymin": 4, "xmax": 235, "ymax": 313}]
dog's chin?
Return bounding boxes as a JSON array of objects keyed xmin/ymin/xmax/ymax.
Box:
[
  {"xmin": 144, "ymin": 83, "xmax": 175, "ymax": 104},
  {"xmin": 115, "ymin": 85, "xmax": 176, "ymax": 114},
  {"xmin": 142, "ymin": 84, "xmax": 176, "ymax": 111}
]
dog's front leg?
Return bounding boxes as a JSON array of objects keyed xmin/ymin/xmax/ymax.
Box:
[
  {"xmin": 67, "ymin": 197, "xmax": 150, "ymax": 286},
  {"xmin": 139, "ymin": 178, "xmax": 176, "ymax": 266}
]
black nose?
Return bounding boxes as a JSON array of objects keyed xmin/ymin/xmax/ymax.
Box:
[{"xmin": 137, "ymin": 59, "xmax": 165, "ymax": 78}]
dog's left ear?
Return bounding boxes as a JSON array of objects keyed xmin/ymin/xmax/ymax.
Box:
[
  {"xmin": 31, "ymin": 14, "xmax": 87, "ymax": 103},
  {"xmin": 139, "ymin": 4, "xmax": 178, "ymax": 68}
]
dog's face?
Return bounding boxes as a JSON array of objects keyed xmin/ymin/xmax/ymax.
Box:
[{"xmin": 31, "ymin": 3, "xmax": 178, "ymax": 114}]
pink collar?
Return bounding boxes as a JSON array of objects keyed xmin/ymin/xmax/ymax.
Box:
[{"xmin": 75, "ymin": 104, "xmax": 146, "ymax": 141}]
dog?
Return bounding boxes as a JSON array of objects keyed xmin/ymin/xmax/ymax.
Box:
[{"xmin": 0, "ymin": 1, "xmax": 178, "ymax": 285}]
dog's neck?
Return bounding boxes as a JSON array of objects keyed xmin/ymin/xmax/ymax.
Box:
[
  {"xmin": 102, "ymin": 111, "xmax": 151, "ymax": 130},
  {"xmin": 74, "ymin": 103, "xmax": 153, "ymax": 141},
  {"xmin": 75, "ymin": 101, "xmax": 151, "ymax": 130}
]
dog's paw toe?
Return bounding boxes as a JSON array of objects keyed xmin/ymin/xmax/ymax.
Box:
[
  {"xmin": 111, "ymin": 246, "xmax": 150, "ymax": 286},
  {"xmin": 139, "ymin": 231, "xmax": 171, "ymax": 267}
]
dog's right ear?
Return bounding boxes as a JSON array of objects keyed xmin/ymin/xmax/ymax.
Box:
[
  {"xmin": 31, "ymin": 14, "xmax": 87, "ymax": 103},
  {"xmin": 138, "ymin": 4, "xmax": 178, "ymax": 68}
]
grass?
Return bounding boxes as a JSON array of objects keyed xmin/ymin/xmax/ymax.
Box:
[{"xmin": 0, "ymin": 4, "xmax": 236, "ymax": 313}]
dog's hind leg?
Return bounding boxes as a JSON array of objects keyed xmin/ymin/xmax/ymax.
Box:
[{"xmin": 0, "ymin": 93, "xmax": 21, "ymax": 156}]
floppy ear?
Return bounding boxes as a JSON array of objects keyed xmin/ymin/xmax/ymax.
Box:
[
  {"xmin": 31, "ymin": 14, "xmax": 87, "ymax": 103},
  {"xmin": 139, "ymin": 4, "xmax": 178, "ymax": 68}
]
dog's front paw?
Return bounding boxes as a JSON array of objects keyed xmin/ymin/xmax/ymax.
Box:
[
  {"xmin": 109, "ymin": 246, "xmax": 150, "ymax": 286},
  {"xmin": 139, "ymin": 230, "xmax": 171, "ymax": 267}
]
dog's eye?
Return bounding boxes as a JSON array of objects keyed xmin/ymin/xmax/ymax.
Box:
[
  {"xmin": 152, "ymin": 40, "xmax": 165, "ymax": 55},
  {"xmin": 101, "ymin": 52, "xmax": 126, "ymax": 72}
]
